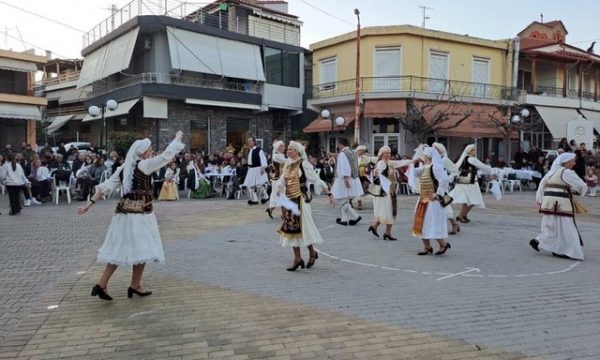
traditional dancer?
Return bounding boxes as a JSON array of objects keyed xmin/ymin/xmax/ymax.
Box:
[
  {"xmin": 276, "ymin": 141, "xmax": 331, "ymax": 271},
  {"xmin": 266, "ymin": 140, "xmax": 286, "ymax": 219},
  {"xmin": 77, "ymin": 131, "xmax": 185, "ymax": 300},
  {"xmin": 331, "ymin": 138, "xmax": 363, "ymax": 226},
  {"xmin": 432, "ymin": 142, "xmax": 461, "ymax": 234},
  {"xmin": 356, "ymin": 145, "xmax": 377, "ymax": 210},
  {"xmin": 367, "ymin": 146, "xmax": 412, "ymax": 240},
  {"xmin": 243, "ymin": 137, "xmax": 269, "ymax": 205},
  {"xmin": 412, "ymin": 147, "xmax": 451, "ymax": 255},
  {"xmin": 449, "ymin": 144, "xmax": 494, "ymax": 223},
  {"xmin": 529, "ymin": 153, "xmax": 587, "ymax": 260}
]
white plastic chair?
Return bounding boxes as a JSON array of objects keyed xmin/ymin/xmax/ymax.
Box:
[{"xmin": 52, "ymin": 175, "xmax": 71, "ymax": 205}]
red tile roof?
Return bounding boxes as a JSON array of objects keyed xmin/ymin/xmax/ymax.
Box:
[{"xmin": 520, "ymin": 37, "xmax": 560, "ymax": 51}]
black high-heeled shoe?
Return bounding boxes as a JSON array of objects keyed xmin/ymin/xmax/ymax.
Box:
[
  {"xmin": 91, "ymin": 284, "xmax": 113, "ymax": 301},
  {"xmin": 383, "ymin": 233, "xmax": 397, "ymax": 241},
  {"xmin": 435, "ymin": 242, "xmax": 451, "ymax": 255},
  {"xmin": 306, "ymin": 252, "xmax": 319, "ymax": 269},
  {"xmin": 418, "ymin": 247, "xmax": 433, "ymax": 255},
  {"xmin": 529, "ymin": 239, "xmax": 540, "ymax": 252},
  {"xmin": 265, "ymin": 208, "xmax": 274, "ymax": 219},
  {"xmin": 368, "ymin": 226, "xmax": 380, "ymax": 238},
  {"xmin": 449, "ymin": 223, "xmax": 460, "ymax": 235},
  {"xmin": 127, "ymin": 286, "xmax": 152, "ymax": 298},
  {"xmin": 286, "ymin": 259, "xmax": 305, "ymax": 271},
  {"xmin": 456, "ymin": 216, "xmax": 468, "ymax": 224},
  {"xmin": 463, "ymin": 216, "xmax": 471, "ymax": 223}
]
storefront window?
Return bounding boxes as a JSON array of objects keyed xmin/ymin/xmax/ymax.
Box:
[
  {"xmin": 265, "ymin": 47, "xmax": 300, "ymax": 88},
  {"xmin": 227, "ymin": 118, "xmax": 249, "ymax": 152},
  {"xmin": 190, "ymin": 118, "xmax": 209, "ymax": 153}
]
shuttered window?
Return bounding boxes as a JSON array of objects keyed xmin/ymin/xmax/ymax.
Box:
[
  {"xmin": 319, "ymin": 58, "xmax": 337, "ymax": 90},
  {"xmin": 428, "ymin": 52, "xmax": 448, "ymax": 93},
  {"xmin": 472, "ymin": 58, "xmax": 490, "ymax": 97},
  {"xmin": 374, "ymin": 47, "xmax": 402, "ymax": 90}
]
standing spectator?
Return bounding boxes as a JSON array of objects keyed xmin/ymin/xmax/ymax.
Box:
[
  {"xmin": 0, "ymin": 154, "xmax": 31, "ymax": 215},
  {"xmin": 557, "ymin": 138, "xmax": 569, "ymax": 152},
  {"xmin": 585, "ymin": 167, "xmax": 598, "ymax": 196},
  {"xmin": 573, "ymin": 150, "xmax": 586, "ymax": 180},
  {"xmin": 57, "ymin": 142, "xmax": 68, "ymax": 158},
  {"xmin": 158, "ymin": 161, "xmax": 180, "ymax": 200}
]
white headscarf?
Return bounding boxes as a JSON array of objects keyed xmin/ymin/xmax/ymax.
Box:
[
  {"xmin": 288, "ymin": 141, "xmax": 305, "ymax": 159},
  {"xmin": 424, "ymin": 146, "xmax": 450, "ymax": 186},
  {"xmin": 355, "ymin": 145, "xmax": 368, "ymax": 153},
  {"xmin": 272, "ymin": 140, "xmax": 285, "ymax": 155},
  {"xmin": 544, "ymin": 152, "xmax": 576, "ymax": 180},
  {"xmin": 455, "ymin": 143, "xmax": 476, "ymax": 169},
  {"xmin": 122, "ymin": 138, "xmax": 152, "ymax": 195},
  {"xmin": 377, "ymin": 145, "xmax": 391, "ymax": 158},
  {"xmin": 431, "ymin": 142, "xmax": 447, "ymax": 156}
]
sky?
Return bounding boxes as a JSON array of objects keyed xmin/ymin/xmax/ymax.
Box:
[{"xmin": 0, "ymin": 0, "xmax": 598, "ymax": 59}]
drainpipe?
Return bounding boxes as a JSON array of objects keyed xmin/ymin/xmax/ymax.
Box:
[{"xmin": 512, "ymin": 37, "xmax": 520, "ymax": 91}]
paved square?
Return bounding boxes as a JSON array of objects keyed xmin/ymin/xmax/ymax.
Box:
[{"xmin": 1, "ymin": 191, "xmax": 599, "ymax": 359}]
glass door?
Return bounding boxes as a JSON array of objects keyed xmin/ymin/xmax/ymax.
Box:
[{"xmin": 372, "ymin": 133, "xmax": 400, "ymax": 156}]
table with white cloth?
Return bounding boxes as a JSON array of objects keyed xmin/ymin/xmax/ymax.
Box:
[{"xmin": 511, "ymin": 169, "xmax": 542, "ymax": 181}]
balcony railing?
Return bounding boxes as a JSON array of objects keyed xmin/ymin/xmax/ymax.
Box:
[
  {"xmin": 311, "ymin": 76, "xmax": 517, "ymax": 101},
  {"xmin": 523, "ymin": 85, "xmax": 599, "ymax": 102},
  {"xmin": 43, "ymin": 72, "xmax": 81, "ymax": 86},
  {"xmin": 83, "ymin": 0, "xmax": 300, "ymax": 48},
  {"xmin": 87, "ymin": 72, "xmax": 260, "ymax": 98},
  {"xmin": 46, "ymin": 105, "xmax": 86, "ymax": 117}
]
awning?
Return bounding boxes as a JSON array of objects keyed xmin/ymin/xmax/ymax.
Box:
[
  {"xmin": 185, "ymin": 98, "xmax": 261, "ymax": 110},
  {"xmin": 167, "ymin": 26, "xmax": 266, "ymax": 81},
  {"xmin": 415, "ymin": 101, "xmax": 509, "ymax": 138},
  {"xmin": 0, "ymin": 58, "xmax": 37, "ymax": 72},
  {"xmin": 82, "ymin": 98, "xmax": 140, "ymax": 122},
  {"xmin": 143, "ymin": 96, "xmax": 168, "ymax": 119},
  {"xmin": 364, "ymin": 99, "xmax": 406, "ymax": 118},
  {"xmin": 534, "ymin": 106, "xmax": 580, "ymax": 139},
  {"xmin": 78, "ymin": 27, "xmax": 140, "ymax": 88},
  {"xmin": 0, "ymin": 103, "xmax": 41, "ymax": 120},
  {"xmin": 47, "ymin": 114, "xmax": 75, "ymax": 135},
  {"xmin": 46, "ymin": 86, "xmax": 90, "ymax": 104},
  {"xmin": 303, "ymin": 114, "xmax": 354, "ymax": 133},
  {"xmin": 580, "ymin": 109, "xmax": 600, "ymax": 133}
]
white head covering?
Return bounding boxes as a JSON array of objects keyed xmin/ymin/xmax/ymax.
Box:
[
  {"xmin": 273, "ymin": 140, "xmax": 285, "ymax": 154},
  {"xmin": 122, "ymin": 138, "xmax": 152, "ymax": 195},
  {"xmin": 355, "ymin": 145, "xmax": 368, "ymax": 153},
  {"xmin": 288, "ymin": 141, "xmax": 305, "ymax": 159},
  {"xmin": 544, "ymin": 152, "xmax": 576, "ymax": 180},
  {"xmin": 377, "ymin": 146, "xmax": 391, "ymax": 158},
  {"xmin": 431, "ymin": 142, "xmax": 447, "ymax": 156},
  {"xmin": 455, "ymin": 143, "xmax": 476, "ymax": 169}
]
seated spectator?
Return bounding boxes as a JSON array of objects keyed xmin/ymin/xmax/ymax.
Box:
[
  {"xmin": 159, "ymin": 161, "xmax": 180, "ymax": 200},
  {"xmin": 494, "ymin": 156, "xmax": 507, "ymax": 168},
  {"xmin": 29, "ymin": 159, "xmax": 51, "ymax": 203},
  {"xmin": 188, "ymin": 160, "xmax": 212, "ymax": 199},
  {"xmin": 78, "ymin": 157, "xmax": 106, "ymax": 201}
]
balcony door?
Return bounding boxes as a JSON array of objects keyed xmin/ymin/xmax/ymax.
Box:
[
  {"xmin": 428, "ymin": 51, "xmax": 449, "ymax": 93},
  {"xmin": 472, "ymin": 58, "xmax": 490, "ymax": 97},
  {"xmin": 372, "ymin": 134, "xmax": 400, "ymax": 157},
  {"xmin": 374, "ymin": 47, "xmax": 402, "ymax": 91}
]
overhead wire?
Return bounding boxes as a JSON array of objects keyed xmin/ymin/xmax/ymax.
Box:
[
  {"xmin": 0, "ymin": 0, "xmax": 86, "ymax": 33},
  {"xmin": 2, "ymin": 31, "xmax": 71, "ymax": 59},
  {"xmin": 297, "ymin": 0, "xmax": 355, "ymax": 27}
]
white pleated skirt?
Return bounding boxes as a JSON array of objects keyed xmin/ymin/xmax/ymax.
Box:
[
  {"xmin": 243, "ymin": 167, "xmax": 268, "ymax": 187},
  {"xmin": 372, "ymin": 194, "xmax": 395, "ymax": 224},
  {"xmin": 280, "ymin": 199, "xmax": 324, "ymax": 248},
  {"xmin": 97, "ymin": 213, "xmax": 165, "ymax": 266},
  {"xmin": 413, "ymin": 201, "xmax": 448, "ymax": 239},
  {"xmin": 331, "ymin": 177, "xmax": 364, "ymax": 199},
  {"xmin": 536, "ymin": 215, "xmax": 584, "ymax": 260},
  {"xmin": 449, "ymin": 183, "xmax": 485, "ymax": 208}
]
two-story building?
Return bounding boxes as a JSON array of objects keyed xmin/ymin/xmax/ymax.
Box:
[
  {"xmin": 306, "ymin": 25, "xmax": 516, "ymax": 158},
  {"xmin": 0, "ymin": 49, "xmax": 46, "ymax": 147},
  {"xmin": 77, "ymin": 0, "xmax": 306, "ymax": 153},
  {"xmin": 515, "ymin": 20, "xmax": 600, "ymax": 151}
]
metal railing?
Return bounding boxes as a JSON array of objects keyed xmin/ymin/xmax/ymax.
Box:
[
  {"xmin": 523, "ymin": 85, "xmax": 598, "ymax": 102},
  {"xmin": 43, "ymin": 72, "xmax": 81, "ymax": 86},
  {"xmin": 311, "ymin": 76, "xmax": 517, "ymax": 101},
  {"xmin": 47, "ymin": 105, "xmax": 86, "ymax": 117},
  {"xmin": 83, "ymin": 0, "xmax": 301, "ymax": 48},
  {"xmin": 87, "ymin": 72, "xmax": 260, "ymax": 98}
]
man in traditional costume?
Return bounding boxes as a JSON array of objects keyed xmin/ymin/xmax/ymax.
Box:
[
  {"xmin": 331, "ymin": 138, "xmax": 363, "ymax": 226},
  {"xmin": 356, "ymin": 145, "xmax": 377, "ymax": 210},
  {"xmin": 266, "ymin": 140, "xmax": 287, "ymax": 219},
  {"xmin": 243, "ymin": 137, "xmax": 269, "ymax": 205},
  {"xmin": 432, "ymin": 142, "xmax": 461, "ymax": 234},
  {"xmin": 529, "ymin": 153, "xmax": 587, "ymax": 260},
  {"xmin": 78, "ymin": 131, "xmax": 185, "ymax": 301}
]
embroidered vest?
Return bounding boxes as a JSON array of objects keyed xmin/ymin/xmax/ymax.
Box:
[
  {"xmin": 358, "ymin": 156, "xmax": 369, "ymax": 177},
  {"xmin": 342, "ymin": 147, "xmax": 359, "ymax": 179},
  {"xmin": 540, "ymin": 168, "xmax": 574, "ymax": 217},
  {"xmin": 116, "ymin": 164, "xmax": 153, "ymax": 214},
  {"xmin": 249, "ymin": 147, "xmax": 262, "ymax": 168},
  {"xmin": 284, "ymin": 159, "xmax": 310, "ymax": 202},
  {"xmin": 457, "ymin": 157, "xmax": 477, "ymax": 184},
  {"xmin": 419, "ymin": 166, "xmax": 438, "ymax": 202}
]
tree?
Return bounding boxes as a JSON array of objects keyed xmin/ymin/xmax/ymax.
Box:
[
  {"xmin": 487, "ymin": 106, "xmax": 542, "ymax": 160},
  {"xmin": 399, "ymin": 97, "xmax": 478, "ymax": 143}
]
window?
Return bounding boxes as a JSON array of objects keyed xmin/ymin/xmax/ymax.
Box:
[
  {"xmin": 374, "ymin": 47, "xmax": 402, "ymax": 90},
  {"xmin": 319, "ymin": 57, "xmax": 337, "ymax": 90},
  {"xmin": 428, "ymin": 51, "xmax": 449, "ymax": 93},
  {"xmin": 265, "ymin": 47, "xmax": 300, "ymax": 87},
  {"xmin": 472, "ymin": 57, "xmax": 490, "ymax": 97},
  {"xmin": 227, "ymin": 118, "xmax": 249, "ymax": 151},
  {"xmin": 190, "ymin": 117, "xmax": 209, "ymax": 153}
]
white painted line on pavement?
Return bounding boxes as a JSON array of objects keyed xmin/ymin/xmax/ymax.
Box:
[
  {"xmin": 317, "ymin": 225, "xmax": 336, "ymax": 231},
  {"xmin": 436, "ymin": 268, "xmax": 481, "ymax": 281},
  {"xmin": 47, "ymin": 305, "xmax": 58, "ymax": 310},
  {"xmin": 76, "ymin": 271, "xmax": 85, "ymax": 275}
]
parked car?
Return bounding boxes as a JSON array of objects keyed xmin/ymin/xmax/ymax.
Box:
[{"xmin": 542, "ymin": 149, "xmax": 558, "ymax": 163}]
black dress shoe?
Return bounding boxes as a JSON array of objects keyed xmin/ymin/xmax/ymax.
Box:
[
  {"xmin": 368, "ymin": 226, "xmax": 380, "ymax": 238},
  {"xmin": 383, "ymin": 233, "xmax": 397, "ymax": 241},
  {"xmin": 260, "ymin": 198, "xmax": 268, "ymax": 204},
  {"xmin": 286, "ymin": 259, "xmax": 305, "ymax": 271},
  {"xmin": 435, "ymin": 242, "xmax": 451, "ymax": 255},
  {"xmin": 265, "ymin": 208, "xmax": 274, "ymax": 219},
  {"xmin": 418, "ymin": 247, "xmax": 433, "ymax": 255},
  {"xmin": 336, "ymin": 218, "xmax": 348, "ymax": 226},
  {"xmin": 456, "ymin": 216, "xmax": 468, "ymax": 224},
  {"xmin": 91, "ymin": 284, "xmax": 113, "ymax": 301},
  {"xmin": 306, "ymin": 252, "xmax": 319, "ymax": 269},
  {"xmin": 248, "ymin": 200, "xmax": 259, "ymax": 205},
  {"xmin": 127, "ymin": 286, "xmax": 152, "ymax": 298},
  {"xmin": 348, "ymin": 216, "xmax": 362, "ymax": 226},
  {"xmin": 529, "ymin": 239, "xmax": 540, "ymax": 252}
]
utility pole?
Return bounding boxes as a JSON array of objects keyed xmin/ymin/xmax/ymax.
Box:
[
  {"xmin": 419, "ymin": 5, "xmax": 432, "ymax": 28},
  {"xmin": 354, "ymin": 8, "xmax": 361, "ymax": 146}
]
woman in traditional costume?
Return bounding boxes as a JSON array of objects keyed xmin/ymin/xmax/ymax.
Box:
[
  {"xmin": 367, "ymin": 146, "xmax": 412, "ymax": 241},
  {"xmin": 78, "ymin": 131, "xmax": 185, "ymax": 300},
  {"xmin": 188, "ymin": 159, "xmax": 212, "ymax": 199},
  {"xmin": 276, "ymin": 141, "xmax": 331, "ymax": 271},
  {"xmin": 449, "ymin": 144, "xmax": 494, "ymax": 223},
  {"xmin": 356, "ymin": 145, "xmax": 377, "ymax": 210},
  {"xmin": 529, "ymin": 153, "xmax": 587, "ymax": 260},
  {"xmin": 158, "ymin": 161, "xmax": 180, "ymax": 200},
  {"xmin": 431, "ymin": 142, "xmax": 461, "ymax": 234},
  {"xmin": 266, "ymin": 140, "xmax": 287, "ymax": 219},
  {"xmin": 412, "ymin": 147, "xmax": 451, "ymax": 255}
]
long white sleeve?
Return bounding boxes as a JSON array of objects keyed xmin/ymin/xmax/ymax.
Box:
[
  {"xmin": 260, "ymin": 149, "xmax": 268, "ymax": 168},
  {"xmin": 336, "ymin": 152, "xmax": 351, "ymax": 178},
  {"xmin": 273, "ymin": 153, "xmax": 286, "ymax": 164},
  {"xmin": 138, "ymin": 139, "xmax": 185, "ymax": 175},
  {"xmin": 468, "ymin": 157, "xmax": 493, "ymax": 175},
  {"xmin": 389, "ymin": 159, "xmax": 413, "ymax": 169},
  {"xmin": 302, "ymin": 160, "xmax": 328, "ymax": 194},
  {"xmin": 563, "ymin": 169, "xmax": 587, "ymax": 196},
  {"xmin": 375, "ymin": 160, "xmax": 387, "ymax": 177},
  {"xmin": 432, "ymin": 164, "xmax": 450, "ymax": 195},
  {"xmin": 444, "ymin": 157, "xmax": 458, "ymax": 177},
  {"xmin": 96, "ymin": 166, "xmax": 123, "ymax": 195}
]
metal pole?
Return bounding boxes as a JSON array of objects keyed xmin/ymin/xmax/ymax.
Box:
[
  {"xmin": 353, "ymin": 9, "xmax": 361, "ymax": 146},
  {"xmin": 102, "ymin": 107, "xmax": 107, "ymax": 150}
]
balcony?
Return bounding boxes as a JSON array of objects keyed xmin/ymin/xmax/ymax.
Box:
[
  {"xmin": 43, "ymin": 72, "xmax": 81, "ymax": 86},
  {"xmin": 83, "ymin": 0, "xmax": 300, "ymax": 48},
  {"xmin": 87, "ymin": 72, "xmax": 260, "ymax": 99},
  {"xmin": 46, "ymin": 104, "xmax": 86, "ymax": 117},
  {"xmin": 521, "ymin": 85, "xmax": 599, "ymax": 102},
  {"xmin": 310, "ymin": 76, "xmax": 516, "ymax": 102}
]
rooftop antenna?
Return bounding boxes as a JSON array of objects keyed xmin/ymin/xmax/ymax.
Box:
[
  {"xmin": 419, "ymin": 5, "xmax": 432, "ymax": 28},
  {"xmin": 540, "ymin": 12, "xmax": 544, "ymax": 23}
]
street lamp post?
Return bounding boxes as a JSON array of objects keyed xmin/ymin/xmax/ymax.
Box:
[
  {"xmin": 508, "ymin": 108, "xmax": 530, "ymax": 159},
  {"xmin": 353, "ymin": 8, "xmax": 361, "ymax": 146},
  {"xmin": 321, "ymin": 108, "xmax": 346, "ymax": 153},
  {"xmin": 88, "ymin": 99, "xmax": 118, "ymax": 151}
]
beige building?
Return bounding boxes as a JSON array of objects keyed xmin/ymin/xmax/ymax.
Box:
[{"xmin": 306, "ymin": 25, "xmax": 517, "ymax": 158}]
